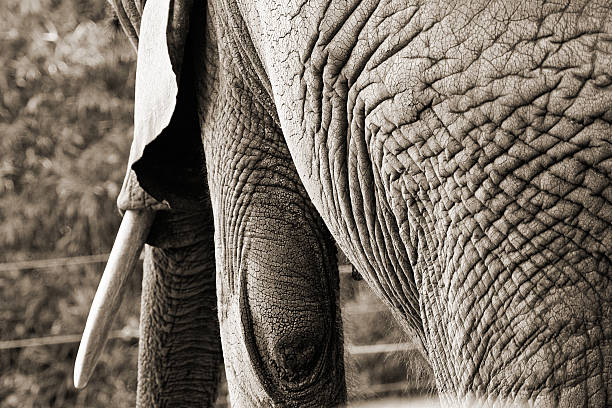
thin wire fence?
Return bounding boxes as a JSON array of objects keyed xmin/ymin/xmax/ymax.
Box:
[
  {"xmin": 1, "ymin": 253, "xmax": 430, "ymax": 400},
  {"xmin": 0, "ymin": 254, "xmax": 109, "ymax": 272},
  {"xmin": 0, "ymin": 254, "xmax": 351, "ymax": 273},
  {"xmin": 0, "ymin": 255, "xmax": 391, "ymax": 350},
  {"xmin": 0, "ymin": 253, "xmax": 416, "ymax": 355},
  {"xmin": 0, "ymin": 330, "xmax": 137, "ymax": 350},
  {"xmin": 0, "ymin": 254, "xmax": 400, "ymax": 352}
]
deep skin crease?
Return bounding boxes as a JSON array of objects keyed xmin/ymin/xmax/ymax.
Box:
[{"xmin": 109, "ymin": 0, "xmax": 610, "ymax": 406}]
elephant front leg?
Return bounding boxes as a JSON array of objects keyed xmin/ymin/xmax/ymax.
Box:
[
  {"xmin": 137, "ymin": 210, "xmax": 222, "ymax": 407},
  {"xmin": 204, "ymin": 92, "xmax": 345, "ymax": 406}
]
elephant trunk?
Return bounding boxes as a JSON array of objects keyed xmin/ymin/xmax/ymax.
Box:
[{"xmin": 136, "ymin": 211, "xmax": 222, "ymax": 407}]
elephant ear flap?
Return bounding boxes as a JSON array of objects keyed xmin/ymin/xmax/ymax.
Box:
[{"xmin": 117, "ymin": 0, "xmax": 206, "ymax": 213}]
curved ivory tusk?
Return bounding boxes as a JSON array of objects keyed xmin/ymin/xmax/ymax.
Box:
[{"xmin": 74, "ymin": 209, "xmax": 155, "ymax": 389}]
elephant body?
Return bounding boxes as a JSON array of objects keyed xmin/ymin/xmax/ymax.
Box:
[{"xmin": 104, "ymin": 0, "xmax": 611, "ymax": 406}]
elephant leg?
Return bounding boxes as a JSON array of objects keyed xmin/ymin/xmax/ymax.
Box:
[
  {"xmin": 208, "ymin": 101, "xmax": 345, "ymax": 406},
  {"xmin": 198, "ymin": 62, "xmax": 345, "ymax": 406},
  {"xmin": 137, "ymin": 210, "xmax": 222, "ymax": 407}
]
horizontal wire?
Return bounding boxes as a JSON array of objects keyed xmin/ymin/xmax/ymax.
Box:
[
  {"xmin": 343, "ymin": 305, "xmax": 388, "ymax": 314},
  {"xmin": 1, "ymin": 332, "xmax": 412, "ymax": 354},
  {"xmin": 0, "ymin": 329, "xmax": 139, "ymax": 350},
  {"xmin": 0, "ymin": 254, "xmax": 109, "ymax": 272},
  {"xmin": 346, "ymin": 342, "xmax": 419, "ymax": 355},
  {"xmin": 1, "ymin": 257, "xmax": 380, "ymax": 351},
  {"xmin": 2, "ymin": 253, "xmax": 427, "ymax": 400},
  {"xmin": 0, "ymin": 255, "xmax": 354, "ymax": 274},
  {"xmin": 350, "ymin": 380, "xmax": 434, "ymax": 397}
]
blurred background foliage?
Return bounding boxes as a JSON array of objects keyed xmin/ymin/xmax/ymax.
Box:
[
  {"xmin": 0, "ymin": 0, "xmax": 435, "ymax": 406},
  {"xmin": 0, "ymin": 0, "xmax": 134, "ymax": 256},
  {"xmin": 0, "ymin": 0, "xmax": 141, "ymax": 405}
]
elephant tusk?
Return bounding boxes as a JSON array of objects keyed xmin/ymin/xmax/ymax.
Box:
[{"xmin": 73, "ymin": 209, "xmax": 155, "ymax": 389}]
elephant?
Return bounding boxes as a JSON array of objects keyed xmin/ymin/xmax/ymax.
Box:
[{"xmin": 74, "ymin": 0, "xmax": 611, "ymax": 407}]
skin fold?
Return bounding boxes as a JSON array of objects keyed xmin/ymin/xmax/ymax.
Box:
[{"xmin": 107, "ymin": 0, "xmax": 610, "ymax": 406}]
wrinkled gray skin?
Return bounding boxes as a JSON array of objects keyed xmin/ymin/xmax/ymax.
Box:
[{"xmin": 109, "ymin": 0, "xmax": 611, "ymax": 406}]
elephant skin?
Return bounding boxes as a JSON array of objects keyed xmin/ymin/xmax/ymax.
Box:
[{"xmin": 104, "ymin": 0, "xmax": 611, "ymax": 406}]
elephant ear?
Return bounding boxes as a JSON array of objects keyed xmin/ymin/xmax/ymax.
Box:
[{"xmin": 117, "ymin": 0, "xmax": 206, "ymax": 213}]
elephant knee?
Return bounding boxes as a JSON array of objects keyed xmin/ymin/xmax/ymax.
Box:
[
  {"xmin": 244, "ymin": 279, "xmax": 333, "ymax": 390},
  {"xmin": 264, "ymin": 326, "xmax": 325, "ymax": 386},
  {"xmin": 268, "ymin": 333, "xmax": 321, "ymax": 384},
  {"xmin": 237, "ymin": 223, "xmax": 343, "ymax": 397}
]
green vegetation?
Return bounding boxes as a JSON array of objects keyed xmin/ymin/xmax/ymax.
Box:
[{"xmin": 0, "ymin": 1, "xmax": 434, "ymax": 406}]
